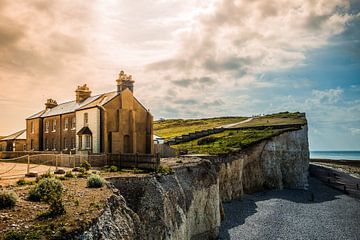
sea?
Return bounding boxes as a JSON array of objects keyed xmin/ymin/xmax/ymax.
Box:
[{"xmin": 310, "ymin": 151, "xmax": 360, "ymax": 161}]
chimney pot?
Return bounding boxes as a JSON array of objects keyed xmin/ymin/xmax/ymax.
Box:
[{"xmin": 76, "ymin": 84, "xmax": 91, "ymax": 103}]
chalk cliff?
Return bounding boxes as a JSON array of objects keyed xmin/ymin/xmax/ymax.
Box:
[{"xmin": 75, "ymin": 126, "xmax": 309, "ymax": 239}]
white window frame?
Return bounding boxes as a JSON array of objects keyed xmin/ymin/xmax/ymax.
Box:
[
  {"xmin": 84, "ymin": 113, "xmax": 88, "ymax": 127},
  {"xmin": 71, "ymin": 118, "xmax": 76, "ymax": 130},
  {"xmin": 64, "ymin": 118, "xmax": 69, "ymax": 131},
  {"xmin": 31, "ymin": 122, "xmax": 35, "ymax": 134},
  {"xmin": 85, "ymin": 135, "xmax": 91, "ymax": 149},
  {"xmin": 52, "ymin": 119, "xmax": 57, "ymax": 132},
  {"xmin": 45, "ymin": 121, "xmax": 49, "ymax": 133},
  {"xmin": 63, "ymin": 138, "xmax": 68, "ymax": 150},
  {"xmin": 71, "ymin": 137, "xmax": 76, "ymax": 150}
]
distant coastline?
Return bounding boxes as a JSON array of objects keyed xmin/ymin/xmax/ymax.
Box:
[{"xmin": 310, "ymin": 151, "xmax": 360, "ymax": 161}]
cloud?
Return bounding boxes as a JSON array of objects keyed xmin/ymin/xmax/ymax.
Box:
[
  {"xmin": 311, "ymin": 88, "xmax": 344, "ymax": 104},
  {"xmin": 171, "ymin": 77, "xmax": 216, "ymax": 88},
  {"xmin": 350, "ymin": 128, "xmax": 360, "ymax": 135}
]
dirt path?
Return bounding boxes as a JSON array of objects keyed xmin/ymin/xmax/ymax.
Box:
[
  {"xmin": 221, "ymin": 118, "xmax": 253, "ymax": 129},
  {"xmin": 0, "ymin": 162, "xmax": 70, "ymax": 186}
]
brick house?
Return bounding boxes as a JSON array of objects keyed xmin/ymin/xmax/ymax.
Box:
[
  {"xmin": 26, "ymin": 71, "xmax": 153, "ymax": 154},
  {"xmin": 0, "ymin": 129, "xmax": 26, "ymax": 152}
]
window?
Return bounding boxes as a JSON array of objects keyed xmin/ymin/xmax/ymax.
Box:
[
  {"xmin": 64, "ymin": 118, "xmax": 69, "ymax": 130},
  {"xmin": 71, "ymin": 137, "xmax": 75, "ymax": 150},
  {"xmin": 45, "ymin": 121, "xmax": 49, "ymax": 133},
  {"xmin": 31, "ymin": 139, "xmax": 34, "ymax": 150},
  {"xmin": 84, "ymin": 113, "xmax": 88, "ymax": 126},
  {"xmin": 23, "ymin": 144, "xmax": 26, "ymax": 151},
  {"xmin": 52, "ymin": 139, "xmax": 56, "ymax": 150},
  {"xmin": 45, "ymin": 138, "xmax": 48, "ymax": 150},
  {"xmin": 85, "ymin": 135, "xmax": 91, "ymax": 149},
  {"xmin": 78, "ymin": 136, "xmax": 82, "ymax": 150},
  {"xmin": 31, "ymin": 122, "xmax": 35, "ymax": 134},
  {"xmin": 64, "ymin": 138, "xmax": 67, "ymax": 150},
  {"xmin": 72, "ymin": 118, "xmax": 76, "ymax": 130},
  {"xmin": 52, "ymin": 119, "xmax": 57, "ymax": 132}
]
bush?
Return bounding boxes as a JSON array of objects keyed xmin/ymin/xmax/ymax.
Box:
[
  {"xmin": 3, "ymin": 231, "xmax": 26, "ymax": 240},
  {"xmin": 109, "ymin": 166, "xmax": 118, "ymax": 172},
  {"xmin": 28, "ymin": 178, "xmax": 65, "ymax": 216},
  {"xmin": 64, "ymin": 171, "xmax": 74, "ymax": 178},
  {"xmin": 16, "ymin": 179, "xmax": 34, "ymax": 186},
  {"xmin": 197, "ymin": 137, "xmax": 218, "ymax": 145},
  {"xmin": 87, "ymin": 174, "xmax": 104, "ymax": 188},
  {"xmin": 80, "ymin": 160, "xmax": 91, "ymax": 171},
  {"xmin": 0, "ymin": 190, "xmax": 17, "ymax": 209},
  {"xmin": 156, "ymin": 165, "xmax": 173, "ymax": 174}
]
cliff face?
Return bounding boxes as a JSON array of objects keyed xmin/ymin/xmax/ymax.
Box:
[
  {"xmin": 219, "ymin": 126, "xmax": 309, "ymax": 202},
  {"xmin": 108, "ymin": 160, "xmax": 221, "ymax": 240},
  {"xmin": 77, "ymin": 126, "xmax": 309, "ymax": 239}
]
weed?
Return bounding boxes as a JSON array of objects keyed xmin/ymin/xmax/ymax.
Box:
[
  {"xmin": 80, "ymin": 160, "xmax": 91, "ymax": 171},
  {"xmin": 64, "ymin": 171, "xmax": 74, "ymax": 178},
  {"xmin": 156, "ymin": 165, "xmax": 173, "ymax": 174},
  {"xmin": 0, "ymin": 190, "xmax": 17, "ymax": 209},
  {"xmin": 109, "ymin": 166, "xmax": 118, "ymax": 172}
]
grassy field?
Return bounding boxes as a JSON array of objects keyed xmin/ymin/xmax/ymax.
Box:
[
  {"xmin": 172, "ymin": 128, "xmax": 298, "ymax": 155},
  {"xmin": 154, "ymin": 117, "xmax": 248, "ymax": 139},
  {"xmin": 233, "ymin": 112, "xmax": 306, "ymax": 128},
  {"xmin": 156, "ymin": 112, "xmax": 306, "ymax": 155}
]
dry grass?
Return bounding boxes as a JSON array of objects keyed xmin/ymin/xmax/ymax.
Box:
[{"xmin": 0, "ymin": 177, "xmax": 112, "ymax": 239}]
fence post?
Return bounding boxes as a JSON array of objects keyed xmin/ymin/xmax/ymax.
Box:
[
  {"xmin": 156, "ymin": 153, "xmax": 160, "ymax": 169},
  {"xmin": 27, "ymin": 155, "xmax": 30, "ymax": 174},
  {"xmin": 55, "ymin": 154, "xmax": 58, "ymax": 171}
]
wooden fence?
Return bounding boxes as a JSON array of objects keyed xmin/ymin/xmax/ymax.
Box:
[
  {"xmin": 0, "ymin": 152, "xmax": 160, "ymax": 171},
  {"xmin": 154, "ymin": 144, "xmax": 177, "ymax": 158},
  {"xmin": 107, "ymin": 153, "xmax": 160, "ymax": 170}
]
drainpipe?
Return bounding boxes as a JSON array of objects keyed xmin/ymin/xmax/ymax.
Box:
[{"xmin": 98, "ymin": 106, "xmax": 108, "ymax": 154}]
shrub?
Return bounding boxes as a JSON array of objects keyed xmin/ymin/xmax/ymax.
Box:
[
  {"xmin": 156, "ymin": 165, "xmax": 173, "ymax": 174},
  {"xmin": 80, "ymin": 160, "xmax": 91, "ymax": 171},
  {"xmin": 28, "ymin": 178, "xmax": 65, "ymax": 216},
  {"xmin": 133, "ymin": 168, "xmax": 145, "ymax": 174},
  {"xmin": 4, "ymin": 231, "xmax": 26, "ymax": 240},
  {"xmin": 36, "ymin": 171, "xmax": 53, "ymax": 182},
  {"xmin": 87, "ymin": 174, "xmax": 104, "ymax": 188},
  {"xmin": 109, "ymin": 166, "xmax": 118, "ymax": 172},
  {"xmin": 197, "ymin": 137, "xmax": 217, "ymax": 145},
  {"xmin": 16, "ymin": 179, "xmax": 27, "ymax": 186},
  {"xmin": 0, "ymin": 190, "xmax": 17, "ymax": 209},
  {"xmin": 64, "ymin": 171, "xmax": 74, "ymax": 178}
]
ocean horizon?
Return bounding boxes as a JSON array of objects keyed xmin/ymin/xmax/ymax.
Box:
[{"xmin": 310, "ymin": 151, "xmax": 360, "ymax": 161}]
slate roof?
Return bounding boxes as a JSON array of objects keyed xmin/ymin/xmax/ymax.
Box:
[
  {"xmin": 1, "ymin": 129, "xmax": 26, "ymax": 141},
  {"xmin": 27, "ymin": 92, "xmax": 118, "ymax": 120}
]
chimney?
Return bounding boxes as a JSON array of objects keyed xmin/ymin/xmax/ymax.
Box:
[
  {"xmin": 116, "ymin": 70, "xmax": 134, "ymax": 93},
  {"xmin": 76, "ymin": 84, "xmax": 92, "ymax": 103},
  {"xmin": 45, "ymin": 99, "xmax": 58, "ymax": 109}
]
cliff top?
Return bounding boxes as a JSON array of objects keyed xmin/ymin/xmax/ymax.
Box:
[{"xmin": 155, "ymin": 112, "xmax": 307, "ymax": 155}]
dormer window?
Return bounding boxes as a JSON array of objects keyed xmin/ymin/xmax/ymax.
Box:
[{"xmin": 84, "ymin": 113, "xmax": 88, "ymax": 126}]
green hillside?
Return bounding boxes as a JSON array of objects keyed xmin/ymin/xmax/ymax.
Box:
[
  {"xmin": 155, "ymin": 112, "xmax": 307, "ymax": 155},
  {"xmin": 154, "ymin": 117, "xmax": 248, "ymax": 139}
]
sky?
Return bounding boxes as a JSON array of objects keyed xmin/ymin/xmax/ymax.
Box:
[{"xmin": 0, "ymin": 0, "xmax": 359, "ymax": 151}]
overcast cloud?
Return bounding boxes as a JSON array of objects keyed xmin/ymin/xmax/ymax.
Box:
[{"xmin": 0, "ymin": 0, "xmax": 359, "ymax": 150}]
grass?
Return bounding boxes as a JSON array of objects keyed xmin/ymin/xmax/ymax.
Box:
[
  {"xmin": 233, "ymin": 112, "xmax": 306, "ymax": 128},
  {"xmin": 173, "ymin": 128, "xmax": 298, "ymax": 155},
  {"xmin": 154, "ymin": 116, "xmax": 248, "ymax": 139}
]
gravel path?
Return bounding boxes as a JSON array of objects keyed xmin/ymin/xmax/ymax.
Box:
[{"xmin": 219, "ymin": 178, "xmax": 360, "ymax": 240}]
